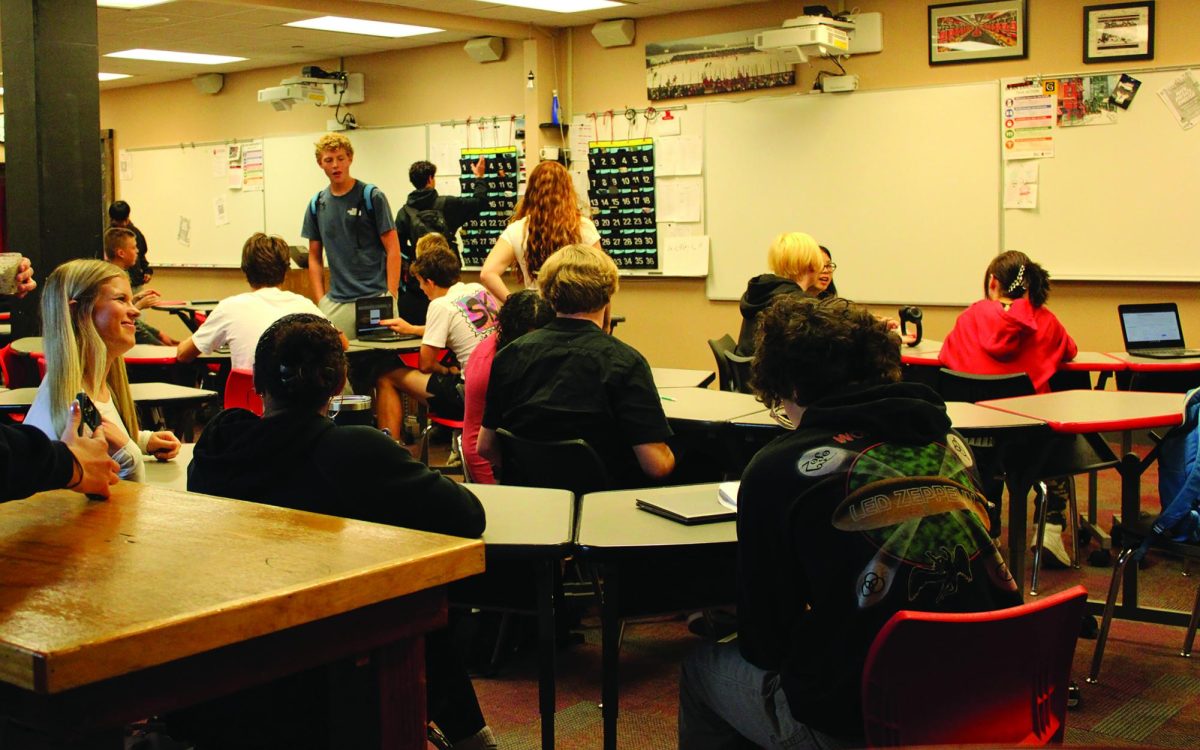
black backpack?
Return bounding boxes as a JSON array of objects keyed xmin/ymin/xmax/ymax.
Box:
[{"xmin": 402, "ymin": 196, "xmax": 450, "ymax": 245}]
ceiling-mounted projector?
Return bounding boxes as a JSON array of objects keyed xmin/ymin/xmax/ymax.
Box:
[
  {"xmin": 754, "ymin": 15, "xmax": 854, "ymax": 64},
  {"xmin": 257, "ymin": 72, "xmax": 365, "ymax": 111}
]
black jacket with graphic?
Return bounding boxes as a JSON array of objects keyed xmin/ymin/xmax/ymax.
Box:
[{"xmin": 736, "ymin": 382, "xmax": 1022, "ymax": 738}]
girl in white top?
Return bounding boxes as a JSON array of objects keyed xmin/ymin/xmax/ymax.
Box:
[
  {"xmin": 26, "ymin": 260, "xmax": 180, "ymax": 482},
  {"xmin": 479, "ymin": 160, "xmax": 601, "ymax": 302}
]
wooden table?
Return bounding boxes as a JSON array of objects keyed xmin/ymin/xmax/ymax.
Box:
[
  {"xmin": 651, "ymin": 367, "xmax": 716, "ymax": 389},
  {"xmin": 576, "ymin": 483, "xmax": 737, "ymax": 750},
  {"xmin": 979, "ymin": 389, "xmax": 1186, "ymax": 624},
  {"xmin": 0, "ymin": 382, "xmax": 216, "ymax": 414},
  {"xmin": 0, "ymin": 481, "xmax": 484, "ymax": 748}
]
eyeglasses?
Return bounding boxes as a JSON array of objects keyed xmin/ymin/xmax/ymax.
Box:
[
  {"xmin": 822, "ymin": 262, "xmax": 837, "ymax": 272},
  {"xmin": 768, "ymin": 402, "xmax": 796, "ymax": 430}
]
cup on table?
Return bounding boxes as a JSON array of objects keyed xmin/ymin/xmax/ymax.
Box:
[{"xmin": 0, "ymin": 253, "xmax": 23, "ymax": 296}]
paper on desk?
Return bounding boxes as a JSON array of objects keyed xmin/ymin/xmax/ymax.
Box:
[
  {"xmin": 656, "ymin": 135, "xmax": 703, "ymax": 176},
  {"xmin": 657, "ymin": 177, "xmax": 703, "ymax": 222},
  {"xmin": 1004, "ymin": 161, "xmax": 1039, "ymax": 209},
  {"xmin": 660, "ymin": 235, "xmax": 709, "ymax": 277},
  {"xmin": 718, "ymin": 481, "xmax": 740, "ymax": 511}
]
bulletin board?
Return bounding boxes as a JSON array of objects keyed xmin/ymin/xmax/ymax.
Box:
[{"xmin": 703, "ymin": 81, "xmax": 1001, "ymax": 305}]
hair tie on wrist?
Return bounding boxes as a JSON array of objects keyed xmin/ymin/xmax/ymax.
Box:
[
  {"xmin": 64, "ymin": 453, "xmax": 84, "ymax": 490},
  {"xmin": 1006, "ymin": 264, "xmax": 1026, "ymax": 294}
]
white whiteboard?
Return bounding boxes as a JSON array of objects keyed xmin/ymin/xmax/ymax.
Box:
[
  {"xmin": 118, "ymin": 144, "xmax": 265, "ymax": 267},
  {"xmin": 1004, "ymin": 68, "xmax": 1200, "ymax": 281},
  {"xmin": 704, "ymin": 81, "xmax": 1001, "ymax": 305},
  {"xmin": 263, "ymin": 125, "xmax": 428, "ymax": 248}
]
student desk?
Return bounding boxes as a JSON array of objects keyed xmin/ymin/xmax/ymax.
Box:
[
  {"xmin": 152, "ymin": 300, "xmax": 218, "ymax": 332},
  {"xmin": 576, "ymin": 483, "xmax": 736, "ymax": 750},
  {"xmin": 979, "ymin": 389, "xmax": 1187, "ymax": 624},
  {"xmin": 0, "ymin": 382, "xmax": 216, "ymax": 414},
  {"xmin": 651, "ymin": 367, "xmax": 716, "ymax": 389},
  {"xmin": 1106, "ymin": 350, "xmax": 1200, "ymax": 392},
  {"xmin": 10, "ymin": 338, "xmax": 183, "ymax": 366},
  {"xmin": 347, "ymin": 337, "xmax": 423, "ymax": 353},
  {"xmin": 656, "ymin": 387, "xmax": 763, "ymax": 426},
  {"xmin": 898, "ymin": 338, "xmax": 943, "ymax": 366},
  {"xmin": 0, "ymin": 481, "xmax": 483, "ymax": 748}
]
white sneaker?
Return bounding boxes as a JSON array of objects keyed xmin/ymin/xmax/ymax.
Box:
[{"xmin": 1034, "ymin": 522, "xmax": 1071, "ymax": 568}]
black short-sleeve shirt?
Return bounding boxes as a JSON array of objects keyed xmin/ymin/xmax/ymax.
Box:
[{"xmin": 481, "ymin": 317, "xmax": 672, "ymax": 487}]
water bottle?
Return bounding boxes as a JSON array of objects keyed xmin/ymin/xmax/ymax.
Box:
[{"xmin": 551, "ymin": 89, "xmax": 560, "ymax": 125}]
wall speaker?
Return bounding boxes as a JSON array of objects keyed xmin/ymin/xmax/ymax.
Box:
[
  {"xmin": 192, "ymin": 73, "xmax": 224, "ymax": 95},
  {"xmin": 464, "ymin": 37, "xmax": 505, "ymax": 63},
  {"xmin": 591, "ymin": 19, "xmax": 635, "ymax": 48}
]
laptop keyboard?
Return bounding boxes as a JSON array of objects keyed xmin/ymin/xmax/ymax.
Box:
[{"xmin": 1134, "ymin": 347, "xmax": 1200, "ymax": 359}]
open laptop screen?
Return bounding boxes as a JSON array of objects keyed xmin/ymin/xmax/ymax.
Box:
[
  {"xmin": 354, "ymin": 296, "xmax": 393, "ymax": 339},
  {"xmin": 1119, "ymin": 303, "xmax": 1186, "ymax": 350}
]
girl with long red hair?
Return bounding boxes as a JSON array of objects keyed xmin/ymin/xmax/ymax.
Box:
[{"xmin": 479, "ymin": 160, "xmax": 601, "ymax": 302}]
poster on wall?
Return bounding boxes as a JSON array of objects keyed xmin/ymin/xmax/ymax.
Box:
[
  {"xmin": 588, "ymin": 138, "xmax": 658, "ymax": 269},
  {"xmin": 457, "ymin": 146, "xmax": 519, "ymax": 268},
  {"xmin": 645, "ymin": 29, "xmax": 794, "ymax": 101}
]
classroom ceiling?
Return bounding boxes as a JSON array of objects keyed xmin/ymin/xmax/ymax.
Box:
[{"xmin": 0, "ymin": 0, "xmax": 765, "ymax": 90}]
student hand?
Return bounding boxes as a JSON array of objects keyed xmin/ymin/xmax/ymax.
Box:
[
  {"xmin": 100, "ymin": 419, "xmax": 130, "ymax": 454},
  {"xmin": 132, "ymin": 289, "xmax": 161, "ymax": 309},
  {"xmin": 899, "ymin": 331, "xmax": 918, "ymax": 346},
  {"xmin": 61, "ymin": 403, "xmax": 120, "ymax": 497},
  {"xmin": 142, "ymin": 272, "xmax": 153, "ymax": 285},
  {"xmin": 472, "ymin": 155, "xmax": 487, "ymax": 177},
  {"xmin": 14, "ymin": 257, "xmax": 36, "ymax": 298},
  {"xmin": 147, "ymin": 431, "xmax": 181, "ymax": 461},
  {"xmin": 879, "ymin": 315, "xmax": 901, "ymax": 331},
  {"xmin": 379, "ymin": 317, "xmax": 417, "ymax": 335},
  {"xmin": 157, "ymin": 331, "xmax": 180, "ymax": 347}
]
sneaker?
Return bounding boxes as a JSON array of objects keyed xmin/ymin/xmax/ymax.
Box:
[
  {"xmin": 445, "ymin": 451, "xmax": 462, "ymax": 467},
  {"xmin": 1034, "ymin": 522, "xmax": 1072, "ymax": 569}
]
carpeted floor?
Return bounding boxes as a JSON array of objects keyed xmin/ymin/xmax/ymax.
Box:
[{"xmin": 469, "ymin": 436, "xmax": 1200, "ymax": 749}]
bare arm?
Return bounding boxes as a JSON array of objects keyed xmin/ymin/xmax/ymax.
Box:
[
  {"xmin": 477, "ymin": 427, "xmax": 501, "ymax": 467},
  {"xmin": 419, "ymin": 344, "xmax": 456, "ymax": 375},
  {"xmin": 381, "ymin": 228, "xmax": 402, "ymax": 298},
  {"xmin": 307, "ymin": 240, "xmax": 326, "ymax": 300},
  {"xmin": 479, "ymin": 238, "xmax": 515, "ymax": 303},
  {"xmin": 633, "ymin": 442, "xmax": 675, "ymax": 479},
  {"xmin": 176, "ymin": 337, "xmax": 201, "ymax": 363}
]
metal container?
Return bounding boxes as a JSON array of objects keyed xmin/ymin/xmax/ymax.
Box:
[{"xmin": 328, "ymin": 394, "xmax": 373, "ymax": 427}]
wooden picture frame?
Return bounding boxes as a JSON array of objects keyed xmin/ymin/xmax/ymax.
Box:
[
  {"xmin": 929, "ymin": 0, "xmax": 1028, "ymax": 65},
  {"xmin": 1084, "ymin": 1, "xmax": 1155, "ymax": 63}
]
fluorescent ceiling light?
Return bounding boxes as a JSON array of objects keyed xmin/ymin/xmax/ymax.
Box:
[
  {"xmin": 97, "ymin": 1, "xmax": 171, "ymax": 8},
  {"xmin": 285, "ymin": 16, "xmax": 441, "ymax": 38},
  {"xmin": 476, "ymin": 0, "xmax": 624, "ymax": 11},
  {"xmin": 98, "ymin": 72, "xmax": 132, "ymax": 81},
  {"xmin": 105, "ymin": 49, "xmax": 246, "ymax": 65}
]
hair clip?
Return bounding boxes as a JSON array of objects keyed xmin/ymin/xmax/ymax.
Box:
[{"xmin": 1006, "ymin": 264, "xmax": 1025, "ymax": 294}]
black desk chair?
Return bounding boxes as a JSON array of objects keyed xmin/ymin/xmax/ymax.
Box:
[
  {"xmin": 937, "ymin": 368, "xmax": 1118, "ymax": 594},
  {"xmin": 723, "ymin": 350, "xmax": 754, "ymax": 394},
  {"xmin": 495, "ymin": 428, "xmax": 613, "ymax": 497},
  {"xmin": 706, "ymin": 334, "xmax": 737, "ymax": 392}
]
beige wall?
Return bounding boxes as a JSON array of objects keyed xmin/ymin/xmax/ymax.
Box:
[{"xmin": 101, "ymin": 0, "xmax": 1200, "ymax": 365}]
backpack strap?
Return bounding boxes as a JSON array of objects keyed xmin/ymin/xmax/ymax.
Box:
[
  {"xmin": 309, "ymin": 189, "xmax": 323, "ymax": 218},
  {"xmin": 362, "ymin": 183, "xmax": 376, "ymax": 217}
]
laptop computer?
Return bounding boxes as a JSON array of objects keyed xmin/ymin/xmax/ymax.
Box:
[
  {"xmin": 1118, "ymin": 302, "xmax": 1200, "ymax": 359},
  {"xmin": 635, "ymin": 493, "xmax": 736, "ymax": 526},
  {"xmin": 354, "ymin": 296, "xmax": 418, "ymax": 343}
]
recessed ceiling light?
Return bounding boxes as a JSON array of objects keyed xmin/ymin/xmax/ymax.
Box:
[
  {"xmin": 105, "ymin": 49, "xmax": 247, "ymax": 65},
  {"xmin": 285, "ymin": 16, "xmax": 441, "ymax": 38},
  {"xmin": 98, "ymin": 72, "xmax": 132, "ymax": 81},
  {"xmin": 97, "ymin": 1, "xmax": 171, "ymax": 8},
  {"xmin": 475, "ymin": 0, "xmax": 624, "ymax": 12}
]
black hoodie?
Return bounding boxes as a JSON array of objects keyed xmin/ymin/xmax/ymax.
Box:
[
  {"xmin": 735, "ymin": 274, "xmax": 811, "ymax": 356},
  {"xmin": 395, "ymin": 180, "xmax": 487, "ymax": 256},
  {"xmin": 188, "ymin": 409, "xmax": 484, "ymax": 539},
  {"xmin": 735, "ymin": 382, "xmax": 1022, "ymax": 739}
]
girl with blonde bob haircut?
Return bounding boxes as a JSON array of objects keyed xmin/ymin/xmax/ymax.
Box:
[
  {"xmin": 734, "ymin": 231, "xmax": 824, "ymax": 356},
  {"xmin": 26, "ymin": 259, "xmax": 180, "ymax": 482},
  {"xmin": 479, "ymin": 161, "xmax": 602, "ymax": 302}
]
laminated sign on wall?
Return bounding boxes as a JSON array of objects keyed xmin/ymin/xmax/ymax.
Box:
[{"xmin": 588, "ymin": 138, "xmax": 658, "ymax": 270}]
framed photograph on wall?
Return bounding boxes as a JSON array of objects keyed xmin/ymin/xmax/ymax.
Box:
[
  {"xmin": 1084, "ymin": 2, "xmax": 1155, "ymax": 63},
  {"xmin": 929, "ymin": 0, "xmax": 1028, "ymax": 65}
]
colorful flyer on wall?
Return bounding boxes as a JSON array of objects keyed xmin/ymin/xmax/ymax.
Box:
[{"xmin": 1001, "ymin": 79, "xmax": 1055, "ymax": 160}]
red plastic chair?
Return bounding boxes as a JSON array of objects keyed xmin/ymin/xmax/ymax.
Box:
[
  {"xmin": 0, "ymin": 343, "xmax": 41, "ymax": 389},
  {"xmin": 223, "ymin": 368, "xmax": 263, "ymax": 416},
  {"xmin": 862, "ymin": 585, "xmax": 1087, "ymax": 747}
]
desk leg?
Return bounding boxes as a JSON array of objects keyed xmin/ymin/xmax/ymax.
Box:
[
  {"xmin": 536, "ymin": 560, "xmax": 556, "ymax": 750},
  {"xmin": 601, "ymin": 563, "xmax": 620, "ymax": 750},
  {"xmin": 1004, "ymin": 473, "xmax": 1028, "ymax": 594},
  {"xmin": 1117, "ymin": 451, "xmax": 1142, "ymax": 615},
  {"xmin": 375, "ymin": 635, "xmax": 428, "ymax": 750}
]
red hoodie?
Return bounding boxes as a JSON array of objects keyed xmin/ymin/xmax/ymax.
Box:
[{"xmin": 939, "ymin": 297, "xmax": 1077, "ymax": 393}]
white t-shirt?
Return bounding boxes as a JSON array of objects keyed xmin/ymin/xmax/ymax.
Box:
[
  {"xmin": 26, "ymin": 380, "xmax": 151, "ymax": 482},
  {"xmin": 191, "ymin": 287, "xmax": 325, "ymax": 371},
  {"xmin": 498, "ymin": 215, "xmax": 601, "ymax": 289},
  {"xmin": 422, "ymin": 282, "xmax": 499, "ymax": 371}
]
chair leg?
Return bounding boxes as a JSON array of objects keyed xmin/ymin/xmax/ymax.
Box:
[
  {"xmin": 1031, "ymin": 481, "xmax": 1049, "ymax": 596},
  {"xmin": 1182, "ymin": 582, "xmax": 1200, "ymax": 658},
  {"xmin": 1088, "ymin": 546, "xmax": 1136, "ymax": 683},
  {"xmin": 1067, "ymin": 476, "xmax": 1080, "ymax": 570}
]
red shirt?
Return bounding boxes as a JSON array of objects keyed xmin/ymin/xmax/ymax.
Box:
[{"xmin": 940, "ymin": 297, "xmax": 1077, "ymax": 393}]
